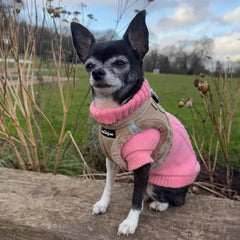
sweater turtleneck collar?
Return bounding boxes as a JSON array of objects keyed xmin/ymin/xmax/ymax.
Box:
[{"xmin": 90, "ymin": 80, "xmax": 151, "ymax": 124}]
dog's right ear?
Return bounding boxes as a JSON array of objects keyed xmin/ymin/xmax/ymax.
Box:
[
  {"xmin": 123, "ymin": 10, "xmax": 149, "ymax": 59},
  {"xmin": 71, "ymin": 22, "xmax": 95, "ymax": 63}
]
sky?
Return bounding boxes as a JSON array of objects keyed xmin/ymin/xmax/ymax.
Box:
[{"xmin": 44, "ymin": 0, "xmax": 240, "ymax": 62}]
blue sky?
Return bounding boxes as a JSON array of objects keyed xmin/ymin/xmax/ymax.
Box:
[{"xmin": 44, "ymin": 0, "xmax": 240, "ymax": 62}]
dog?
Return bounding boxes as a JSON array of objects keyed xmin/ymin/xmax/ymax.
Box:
[{"xmin": 71, "ymin": 10, "xmax": 200, "ymax": 236}]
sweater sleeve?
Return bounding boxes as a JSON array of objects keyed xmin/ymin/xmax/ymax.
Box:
[{"xmin": 121, "ymin": 128, "xmax": 161, "ymax": 171}]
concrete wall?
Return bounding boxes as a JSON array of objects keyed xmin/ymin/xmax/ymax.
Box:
[{"xmin": 0, "ymin": 168, "xmax": 239, "ymax": 240}]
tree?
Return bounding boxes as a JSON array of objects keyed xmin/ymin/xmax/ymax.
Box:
[
  {"xmin": 188, "ymin": 38, "xmax": 213, "ymax": 75},
  {"xmin": 144, "ymin": 50, "xmax": 158, "ymax": 72},
  {"xmin": 158, "ymin": 54, "xmax": 170, "ymax": 73},
  {"xmin": 94, "ymin": 29, "xmax": 117, "ymax": 42}
]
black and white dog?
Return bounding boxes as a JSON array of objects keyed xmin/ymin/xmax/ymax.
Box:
[{"xmin": 71, "ymin": 10, "xmax": 199, "ymax": 236}]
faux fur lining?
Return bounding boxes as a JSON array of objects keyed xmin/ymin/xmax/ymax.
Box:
[{"xmin": 99, "ymin": 98, "xmax": 173, "ymax": 170}]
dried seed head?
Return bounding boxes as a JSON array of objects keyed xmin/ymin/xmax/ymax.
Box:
[
  {"xmin": 191, "ymin": 186, "xmax": 199, "ymax": 194},
  {"xmin": 72, "ymin": 17, "xmax": 79, "ymax": 23},
  {"xmin": 15, "ymin": 6, "xmax": 21, "ymax": 14},
  {"xmin": 194, "ymin": 78, "xmax": 199, "ymax": 88},
  {"xmin": 14, "ymin": 0, "xmax": 23, "ymax": 3},
  {"xmin": 186, "ymin": 98, "xmax": 193, "ymax": 108},
  {"xmin": 73, "ymin": 11, "xmax": 81, "ymax": 16},
  {"xmin": 47, "ymin": 5, "xmax": 54, "ymax": 14},
  {"xmin": 87, "ymin": 14, "xmax": 94, "ymax": 20},
  {"xmin": 53, "ymin": 9, "xmax": 60, "ymax": 18},
  {"xmin": 198, "ymin": 81, "xmax": 209, "ymax": 94},
  {"xmin": 199, "ymin": 72, "xmax": 206, "ymax": 78},
  {"xmin": 178, "ymin": 100, "xmax": 185, "ymax": 108}
]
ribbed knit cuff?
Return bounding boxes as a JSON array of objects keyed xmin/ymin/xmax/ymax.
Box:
[
  {"xmin": 148, "ymin": 174, "xmax": 198, "ymax": 188},
  {"xmin": 125, "ymin": 151, "xmax": 154, "ymax": 171},
  {"xmin": 90, "ymin": 80, "xmax": 151, "ymax": 124}
]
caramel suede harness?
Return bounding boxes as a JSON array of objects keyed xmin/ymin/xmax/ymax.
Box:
[{"xmin": 98, "ymin": 98, "xmax": 173, "ymax": 170}]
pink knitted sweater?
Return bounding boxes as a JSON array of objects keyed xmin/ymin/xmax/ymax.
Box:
[{"xmin": 90, "ymin": 80, "xmax": 200, "ymax": 188}]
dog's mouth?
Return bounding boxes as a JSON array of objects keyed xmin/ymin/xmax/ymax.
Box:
[{"xmin": 92, "ymin": 83, "xmax": 112, "ymax": 89}]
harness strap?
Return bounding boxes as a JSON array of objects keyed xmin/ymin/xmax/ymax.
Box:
[{"xmin": 99, "ymin": 98, "xmax": 173, "ymax": 170}]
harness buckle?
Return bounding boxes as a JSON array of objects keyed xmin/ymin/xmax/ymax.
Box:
[{"xmin": 129, "ymin": 122, "xmax": 140, "ymax": 134}]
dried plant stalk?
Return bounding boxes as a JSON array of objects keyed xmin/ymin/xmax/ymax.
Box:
[
  {"xmin": 0, "ymin": 0, "xmax": 87, "ymax": 173},
  {"xmin": 186, "ymin": 68, "xmax": 240, "ymax": 192},
  {"xmin": 0, "ymin": 0, "xmax": 94, "ymax": 179}
]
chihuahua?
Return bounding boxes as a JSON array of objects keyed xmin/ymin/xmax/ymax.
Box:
[{"xmin": 71, "ymin": 10, "xmax": 200, "ymax": 236}]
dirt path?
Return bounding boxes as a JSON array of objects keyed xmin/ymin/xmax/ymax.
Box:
[
  {"xmin": 0, "ymin": 168, "xmax": 239, "ymax": 240},
  {"xmin": 0, "ymin": 75, "xmax": 68, "ymax": 88}
]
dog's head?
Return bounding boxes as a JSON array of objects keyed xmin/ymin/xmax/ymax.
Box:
[{"xmin": 71, "ymin": 10, "xmax": 149, "ymax": 104}]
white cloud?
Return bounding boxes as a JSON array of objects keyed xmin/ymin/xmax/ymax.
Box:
[
  {"xmin": 222, "ymin": 6, "xmax": 240, "ymax": 24},
  {"xmin": 44, "ymin": 0, "xmax": 240, "ymax": 63},
  {"xmin": 58, "ymin": 0, "xmax": 135, "ymax": 10},
  {"xmin": 168, "ymin": 5, "xmax": 197, "ymax": 24},
  {"xmin": 152, "ymin": 3, "xmax": 209, "ymax": 31},
  {"xmin": 150, "ymin": 32, "xmax": 190, "ymax": 49},
  {"xmin": 213, "ymin": 32, "xmax": 240, "ymax": 61},
  {"xmin": 150, "ymin": 31, "xmax": 240, "ymax": 62}
]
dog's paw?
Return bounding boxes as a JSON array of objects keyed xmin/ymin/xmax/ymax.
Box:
[
  {"xmin": 149, "ymin": 201, "xmax": 169, "ymax": 212},
  {"xmin": 117, "ymin": 218, "xmax": 138, "ymax": 236},
  {"xmin": 92, "ymin": 200, "xmax": 109, "ymax": 215}
]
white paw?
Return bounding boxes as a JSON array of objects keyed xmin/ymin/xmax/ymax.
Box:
[
  {"xmin": 117, "ymin": 218, "xmax": 138, "ymax": 236},
  {"xmin": 92, "ymin": 200, "xmax": 109, "ymax": 215},
  {"xmin": 149, "ymin": 201, "xmax": 169, "ymax": 211}
]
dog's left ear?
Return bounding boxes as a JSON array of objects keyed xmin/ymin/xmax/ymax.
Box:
[
  {"xmin": 71, "ymin": 22, "xmax": 96, "ymax": 63},
  {"xmin": 123, "ymin": 10, "xmax": 149, "ymax": 59}
]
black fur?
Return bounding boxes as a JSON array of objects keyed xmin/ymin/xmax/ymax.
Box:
[
  {"xmin": 88, "ymin": 40, "xmax": 144, "ymax": 104},
  {"xmin": 132, "ymin": 163, "xmax": 151, "ymax": 210},
  {"xmin": 71, "ymin": 10, "xmax": 189, "ymax": 219},
  {"xmin": 71, "ymin": 22, "xmax": 95, "ymax": 62},
  {"xmin": 123, "ymin": 10, "xmax": 149, "ymax": 59},
  {"xmin": 152, "ymin": 185, "xmax": 189, "ymax": 207},
  {"xmin": 71, "ymin": 11, "xmax": 149, "ymax": 106}
]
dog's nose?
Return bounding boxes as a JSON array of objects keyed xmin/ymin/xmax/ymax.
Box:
[{"xmin": 92, "ymin": 68, "xmax": 106, "ymax": 81}]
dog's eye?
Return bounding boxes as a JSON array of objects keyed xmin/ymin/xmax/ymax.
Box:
[
  {"xmin": 112, "ymin": 60, "xmax": 126, "ymax": 68},
  {"xmin": 85, "ymin": 63, "xmax": 95, "ymax": 71}
]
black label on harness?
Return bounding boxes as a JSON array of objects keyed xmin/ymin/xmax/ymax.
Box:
[{"xmin": 101, "ymin": 127, "xmax": 116, "ymax": 138}]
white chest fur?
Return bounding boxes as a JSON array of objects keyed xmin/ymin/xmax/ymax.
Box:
[{"xmin": 94, "ymin": 96, "xmax": 120, "ymax": 109}]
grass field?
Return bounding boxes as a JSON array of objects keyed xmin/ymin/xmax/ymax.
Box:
[
  {"xmin": 1, "ymin": 64, "xmax": 240, "ymax": 174},
  {"xmin": 38, "ymin": 66, "xmax": 240, "ymax": 169}
]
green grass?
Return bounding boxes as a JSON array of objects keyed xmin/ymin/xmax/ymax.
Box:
[
  {"xmin": 48, "ymin": 68, "xmax": 240, "ymax": 166},
  {"xmin": 1, "ymin": 66, "xmax": 240, "ymax": 174},
  {"xmin": 147, "ymin": 73, "xmax": 240, "ymax": 168}
]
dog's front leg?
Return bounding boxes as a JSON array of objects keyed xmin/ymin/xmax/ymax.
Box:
[
  {"xmin": 92, "ymin": 158, "xmax": 117, "ymax": 215},
  {"xmin": 118, "ymin": 163, "xmax": 151, "ymax": 236}
]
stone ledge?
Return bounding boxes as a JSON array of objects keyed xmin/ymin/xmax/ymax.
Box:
[{"xmin": 0, "ymin": 168, "xmax": 239, "ymax": 240}]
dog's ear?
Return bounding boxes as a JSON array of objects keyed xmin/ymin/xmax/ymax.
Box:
[
  {"xmin": 71, "ymin": 22, "xmax": 95, "ymax": 63},
  {"xmin": 123, "ymin": 10, "xmax": 149, "ymax": 59}
]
